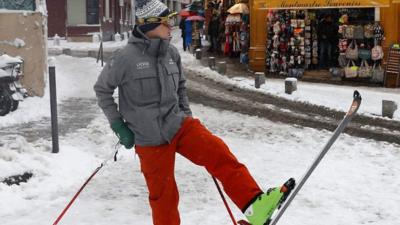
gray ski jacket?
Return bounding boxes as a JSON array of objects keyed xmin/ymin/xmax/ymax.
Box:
[{"xmin": 94, "ymin": 31, "xmax": 192, "ymax": 146}]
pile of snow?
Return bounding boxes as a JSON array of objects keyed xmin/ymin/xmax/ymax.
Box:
[
  {"xmin": 0, "ymin": 54, "xmax": 23, "ymax": 68},
  {"xmin": 48, "ymin": 38, "xmax": 128, "ymax": 52}
]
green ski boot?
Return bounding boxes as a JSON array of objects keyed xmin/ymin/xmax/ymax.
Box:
[{"xmin": 240, "ymin": 178, "xmax": 296, "ymax": 225}]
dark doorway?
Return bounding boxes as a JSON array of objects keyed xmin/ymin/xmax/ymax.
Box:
[{"xmin": 87, "ymin": 0, "xmax": 99, "ymax": 24}]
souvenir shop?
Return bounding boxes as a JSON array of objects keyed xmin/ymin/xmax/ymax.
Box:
[
  {"xmin": 265, "ymin": 8, "xmax": 385, "ymax": 82},
  {"xmin": 248, "ymin": 0, "xmax": 400, "ymax": 86},
  {"xmin": 224, "ymin": 8, "xmax": 250, "ymax": 64}
]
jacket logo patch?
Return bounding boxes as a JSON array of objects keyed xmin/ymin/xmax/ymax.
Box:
[
  {"xmin": 137, "ymin": 62, "xmax": 150, "ymax": 70},
  {"xmin": 168, "ymin": 59, "xmax": 175, "ymax": 65}
]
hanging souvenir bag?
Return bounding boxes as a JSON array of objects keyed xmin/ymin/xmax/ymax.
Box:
[
  {"xmin": 345, "ymin": 40, "xmax": 359, "ymax": 60},
  {"xmin": 288, "ymin": 68, "xmax": 304, "ymax": 78},
  {"xmin": 338, "ymin": 25, "xmax": 347, "ymax": 35},
  {"xmin": 364, "ymin": 24, "xmax": 374, "ymax": 39},
  {"xmin": 371, "ymin": 45, "xmax": 384, "ymax": 61},
  {"xmin": 312, "ymin": 57, "xmax": 318, "ymax": 65},
  {"xmin": 294, "ymin": 37, "xmax": 301, "ymax": 46},
  {"xmin": 358, "ymin": 48, "xmax": 371, "ymax": 60},
  {"xmin": 373, "ymin": 23, "xmax": 384, "ymax": 41},
  {"xmin": 371, "ymin": 63, "xmax": 384, "ymax": 83},
  {"xmin": 358, "ymin": 60, "xmax": 372, "ymax": 78},
  {"xmin": 344, "ymin": 25, "xmax": 354, "ymax": 39},
  {"xmin": 294, "ymin": 28, "xmax": 303, "ymax": 36},
  {"xmin": 330, "ymin": 67, "xmax": 344, "ymax": 78},
  {"xmin": 344, "ymin": 60, "xmax": 358, "ymax": 78},
  {"xmin": 353, "ymin": 25, "xmax": 364, "ymax": 39},
  {"xmin": 338, "ymin": 53, "xmax": 347, "ymax": 68},
  {"xmin": 273, "ymin": 34, "xmax": 280, "ymax": 48},
  {"xmin": 338, "ymin": 39, "xmax": 348, "ymax": 52},
  {"xmin": 273, "ymin": 21, "xmax": 281, "ymax": 34}
]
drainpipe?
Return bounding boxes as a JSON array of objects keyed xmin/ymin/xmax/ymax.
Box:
[
  {"xmin": 131, "ymin": 0, "xmax": 135, "ymax": 26},
  {"xmin": 119, "ymin": 0, "xmax": 124, "ymax": 33}
]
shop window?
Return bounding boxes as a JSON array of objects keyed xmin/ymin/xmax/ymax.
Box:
[
  {"xmin": 0, "ymin": 0, "xmax": 35, "ymax": 11},
  {"xmin": 87, "ymin": 0, "xmax": 99, "ymax": 24}
]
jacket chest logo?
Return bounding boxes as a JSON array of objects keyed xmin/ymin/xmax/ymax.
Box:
[
  {"xmin": 168, "ymin": 59, "xmax": 175, "ymax": 65},
  {"xmin": 137, "ymin": 62, "xmax": 150, "ymax": 70}
]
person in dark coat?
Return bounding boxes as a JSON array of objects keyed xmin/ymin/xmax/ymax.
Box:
[
  {"xmin": 179, "ymin": 17, "xmax": 187, "ymax": 51},
  {"xmin": 317, "ymin": 14, "xmax": 338, "ymax": 69},
  {"xmin": 207, "ymin": 10, "xmax": 220, "ymax": 53}
]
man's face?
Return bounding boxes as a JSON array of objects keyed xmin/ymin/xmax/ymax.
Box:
[{"xmin": 145, "ymin": 23, "xmax": 172, "ymax": 40}]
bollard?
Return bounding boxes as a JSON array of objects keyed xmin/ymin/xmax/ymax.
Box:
[
  {"xmin": 92, "ymin": 33, "xmax": 100, "ymax": 43},
  {"xmin": 217, "ymin": 61, "xmax": 227, "ymax": 74},
  {"xmin": 285, "ymin": 77, "xmax": 297, "ymax": 94},
  {"xmin": 208, "ymin": 57, "xmax": 216, "ymax": 70},
  {"xmin": 255, "ymin": 72, "xmax": 266, "ymax": 89},
  {"xmin": 382, "ymin": 100, "xmax": 398, "ymax": 119},
  {"xmin": 195, "ymin": 48, "xmax": 202, "ymax": 60},
  {"xmin": 53, "ymin": 34, "xmax": 60, "ymax": 46},
  {"xmin": 114, "ymin": 32, "xmax": 121, "ymax": 42},
  {"xmin": 48, "ymin": 57, "xmax": 59, "ymax": 153}
]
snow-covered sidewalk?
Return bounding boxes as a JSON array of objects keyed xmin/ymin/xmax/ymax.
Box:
[{"xmin": 170, "ymin": 29, "xmax": 400, "ymax": 121}]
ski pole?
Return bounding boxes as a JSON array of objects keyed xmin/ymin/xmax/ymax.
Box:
[
  {"xmin": 52, "ymin": 149, "xmax": 119, "ymax": 225},
  {"xmin": 212, "ymin": 176, "xmax": 238, "ymax": 225},
  {"xmin": 269, "ymin": 90, "xmax": 362, "ymax": 225}
]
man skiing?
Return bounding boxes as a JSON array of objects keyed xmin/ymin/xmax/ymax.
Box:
[{"xmin": 94, "ymin": 0, "xmax": 287, "ymax": 224}]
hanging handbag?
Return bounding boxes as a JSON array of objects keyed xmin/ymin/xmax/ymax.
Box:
[
  {"xmin": 353, "ymin": 25, "xmax": 364, "ymax": 39},
  {"xmin": 338, "ymin": 53, "xmax": 347, "ymax": 67},
  {"xmin": 371, "ymin": 45, "xmax": 384, "ymax": 61},
  {"xmin": 364, "ymin": 24, "xmax": 374, "ymax": 39},
  {"xmin": 330, "ymin": 67, "xmax": 344, "ymax": 78},
  {"xmin": 344, "ymin": 60, "xmax": 358, "ymax": 78},
  {"xmin": 338, "ymin": 39, "xmax": 348, "ymax": 52},
  {"xmin": 371, "ymin": 63, "xmax": 384, "ymax": 83},
  {"xmin": 288, "ymin": 68, "xmax": 304, "ymax": 78},
  {"xmin": 344, "ymin": 25, "xmax": 354, "ymax": 39},
  {"xmin": 358, "ymin": 60, "xmax": 372, "ymax": 78},
  {"xmin": 345, "ymin": 40, "xmax": 359, "ymax": 60},
  {"xmin": 358, "ymin": 48, "xmax": 371, "ymax": 60},
  {"xmin": 373, "ymin": 23, "xmax": 384, "ymax": 41}
]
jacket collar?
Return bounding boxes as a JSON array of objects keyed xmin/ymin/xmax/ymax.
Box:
[{"xmin": 128, "ymin": 27, "xmax": 170, "ymax": 57}]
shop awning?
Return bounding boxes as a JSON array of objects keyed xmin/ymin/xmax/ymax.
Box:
[{"xmin": 256, "ymin": 0, "xmax": 390, "ymax": 9}]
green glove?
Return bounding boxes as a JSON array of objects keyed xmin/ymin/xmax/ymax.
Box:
[{"xmin": 111, "ymin": 118, "xmax": 135, "ymax": 149}]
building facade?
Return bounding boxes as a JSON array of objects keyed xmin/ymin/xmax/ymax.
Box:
[{"xmin": 47, "ymin": 0, "xmax": 133, "ymax": 41}]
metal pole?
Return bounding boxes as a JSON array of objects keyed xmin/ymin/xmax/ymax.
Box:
[{"xmin": 48, "ymin": 58, "xmax": 59, "ymax": 153}]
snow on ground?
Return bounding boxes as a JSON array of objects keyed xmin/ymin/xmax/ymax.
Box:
[
  {"xmin": 0, "ymin": 31, "xmax": 399, "ymax": 225},
  {"xmin": 48, "ymin": 36, "xmax": 128, "ymax": 52},
  {"xmin": 0, "ymin": 102, "xmax": 399, "ymax": 225},
  {"xmin": 0, "ymin": 55, "xmax": 102, "ymax": 128},
  {"xmin": 170, "ymin": 29, "xmax": 400, "ymax": 121}
]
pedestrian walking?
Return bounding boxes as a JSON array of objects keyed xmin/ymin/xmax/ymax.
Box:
[{"xmin": 179, "ymin": 17, "xmax": 187, "ymax": 51}]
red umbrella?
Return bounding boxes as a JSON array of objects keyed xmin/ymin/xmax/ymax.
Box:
[
  {"xmin": 186, "ymin": 15, "xmax": 205, "ymax": 21},
  {"xmin": 179, "ymin": 9, "xmax": 191, "ymax": 17}
]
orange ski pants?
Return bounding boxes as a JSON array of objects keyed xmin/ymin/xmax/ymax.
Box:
[{"xmin": 135, "ymin": 117, "xmax": 262, "ymax": 225}]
